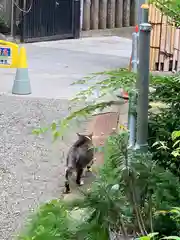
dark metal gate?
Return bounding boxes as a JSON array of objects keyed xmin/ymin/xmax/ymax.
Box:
[{"xmin": 19, "ymin": 0, "xmax": 80, "ymax": 43}]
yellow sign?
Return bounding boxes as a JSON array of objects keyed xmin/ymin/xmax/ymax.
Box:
[{"xmin": 0, "ymin": 40, "xmax": 19, "ymax": 68}]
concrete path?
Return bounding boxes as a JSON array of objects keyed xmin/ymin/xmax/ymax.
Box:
[{"xmin": 0, "ymin": 36, "xmax": 132, "ymax": 99}]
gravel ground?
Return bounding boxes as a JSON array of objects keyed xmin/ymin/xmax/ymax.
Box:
[{"xmin": 0, "ymin": 94, "xmax": 87, "ymax": 240}]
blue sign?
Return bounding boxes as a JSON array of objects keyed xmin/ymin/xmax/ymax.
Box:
[
  {"xmin": 0, "ymin": 47, "xmax": 11, "ymax": 65},
  {"xmin": 0, "ymin": 47, "xmax": 11, "ymax": 57}
]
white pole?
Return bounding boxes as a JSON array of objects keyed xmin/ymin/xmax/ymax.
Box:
[{"xmin": 80, "ymin": 0, "xmax": 84, "ymax": 30}]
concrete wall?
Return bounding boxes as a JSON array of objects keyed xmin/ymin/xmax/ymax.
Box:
[{"xmin": 82, "ymin": 0, "xmax": 136, "ymax": 31}]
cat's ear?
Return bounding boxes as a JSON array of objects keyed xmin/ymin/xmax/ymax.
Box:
[
  {"xmin": 76, "ymin": 133, "xmax": 82, "ymax": 137},
  {"xmin": 88, "ymin": 132, "xmax": 93, "ymax": 139}
]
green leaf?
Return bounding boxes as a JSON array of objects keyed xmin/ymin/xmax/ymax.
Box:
[
  {"xmin": 51, "ymin": 121, "xmax": 57, "ymax": 131},
  {"xmin": 172, "ymin": 131, "xmax": 180, "ymax": 141},
  {"xmin": 170, "ymin": 208, "xmax": 180, "ymax": 214},
  {"xmin": 148, "ymin": 232, "xmax": 159, "ymax": 239},
  {"xmin": 32, "ymin": 129, "xmax": 41, "ymax": 135},
  {"xmin": 138, "ymin": 233, "xmax": 159, "ymax": 240},
  {"xmin": 53, "ymin": 131, "xmax": 60, "ymax": 141},
  {"xmin": 171, "ymin": 150, "xmax": 180, "ymax": 157},
  {"xmin": 139, "ymin": 236, "xmax": 152, "ymax": 240},
  {"xmin": 152, "ymin": 141, "xmax": 169, "ymax": 150},
  {"xmin": 172, "ymin": 139, "xmax": 180, "ymax": 148},
  {"xmin": 162, "ymin": 236, "xmax": 180, "ymax": 240},
  {"xmin": 32, "ymin": 127, "xmax": 49, "ymax": 135}
]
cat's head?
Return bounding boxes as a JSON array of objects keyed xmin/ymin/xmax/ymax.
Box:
[{"xmin": 77, "ymin": 133, "xmax": 93, "ymax": 142}]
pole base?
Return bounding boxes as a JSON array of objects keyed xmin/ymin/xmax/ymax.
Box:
[{"xmin": 134, "ymin": 142, "xmax": 148, "ymax": 153}]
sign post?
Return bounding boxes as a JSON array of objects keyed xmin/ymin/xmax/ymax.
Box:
[{"xmin": 0, "ymin": 40, "xmax": 31, "ymax": 95}]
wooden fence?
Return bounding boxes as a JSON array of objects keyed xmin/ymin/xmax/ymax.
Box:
[
  {"xmin": 149, "ymin": 4, "xmax": 180, "ymax": 72},
  {"xmin": 82, "ymin": 0, "xmax": 136, "ymax": 31}
]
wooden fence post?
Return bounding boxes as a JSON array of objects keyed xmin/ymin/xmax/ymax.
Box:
[
  {"xmin": 115, "ymin": 0, "xmax": 123, "ymax": 28},
  {"xmin": 172, "ymin": 28, "xmax": 179, "ymax": 72},
  {"xmin": 107, "ymin": 0, "xmax": 116, "ymax": 29},
  {"xmin": 99, "ymin": 0, "xmax": 107, "ymax": 29},
  {"xmin": 83, "ymin": 0, "xmax": 91, "ymax": 30},
  {"xmin": 123, "ymin": 0, "xmax": 130, "ymax": 27},
  {"xmin": 130, "ymin": 0, "xmax": 136, "ymax": 26},
  {"xmin": 177, "ymin": 29, "xmax": 180, "ymax": 72},
  {"xmin": 91, "ymin": 0, "xmax": 99, "ymax": 29}
]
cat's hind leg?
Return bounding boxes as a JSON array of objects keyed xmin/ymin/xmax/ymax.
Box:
[
  {"xmin": 64, "ymin": 167, "xmax": 72, "ymax": 194},
  {"xmin": 76, "ymin": 168, "xmax": 84, "ymax": 186},
  {"xmin": 86, "ymin": 160, "xmax": 94, "ymax": 172}
]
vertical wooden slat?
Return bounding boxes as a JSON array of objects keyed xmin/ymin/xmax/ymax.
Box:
[
  {"xmin": 150, "ymin": 5, "xmax": 157, "ymax": 71},
  {"xmin": 177, "ymin": 29, "xmax": 180, "ymax": 72},
  {"xmin": 115, "ymin": 0, "xmax": 123, "ymax": 28},
  {"xmin": 99, "ymin": 0, "xmax": 107, "ymax": 29},
  {"xmin": 159, "ymin": 15, "xmax": 167, "ymax": 70},
  {"xmin": 170, "ymin": 24, "xmax": 175, "ymax": 55},
  {"xmin": 123, "ymin": 0, "xmax": 130, "ymax": 27},
  {"xmin": 157, "ymin": 8, "xmax": 162, "ymax": 69},
  {"xmin": 148, "ymin": 4, "xmax": 152, "ymax": 23},
  {"xmin": 149, "ymin": 4, "xmax": 154, "ymax": 71},
  {"xmin": 90, "ymin": 0, "xmax": 99, "ymax": 29},
  {"xmin": 158, "ymin": 15, "xmax": 167, "ymax": 71},
  {"xmin": 172, "ymin": 28, "xmax": 179, "ymax": 71},
  {"xmin": 107, "ymin": 0, "xmax": 116, "ymax": 28},
  {"xmin": 163, "ymin": 18, "xmax": 171, "ymax": 71},
  {"xmin": 83, "ymin": 0, "xmax": 91, "ymax": 30},
  {"xmin": 130, "ymin": 0, "xmax": 136, "ymax": 26},
  {"xmin": 149, "ymin": 4, "xmax": 180, "ymax": 72},
  {"xmin": 149, "ymin": 4, "xmax": 153, "ymax": 70},
  {"xmin": 153, "ymin": 7, "xmax": 158, "ymax": 71},
  {"xmin": 154, "ymin": 7, "xmax": 161, "ymax": 70},
  {"xmin": 169, "ymin": 23, "xmax": 175, "ymax": 70}
]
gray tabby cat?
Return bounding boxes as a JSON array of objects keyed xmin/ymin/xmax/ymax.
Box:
[{"xmin": 64, "ymin": 133, "xmax": 94, "ymax": 194}]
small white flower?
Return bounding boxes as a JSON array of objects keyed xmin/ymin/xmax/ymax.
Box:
[{"xmin": 111, "ymin": 184, "xmax": 119, "ymax": 191}]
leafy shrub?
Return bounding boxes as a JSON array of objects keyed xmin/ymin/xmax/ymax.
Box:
[
  {"xmin": 138, "ymin": 207, "xmax": 180, "ymax": 240},
  {"xmin": 68, "ymin": 132, "xmax": 180, "ymax": 237},
  {"xmin": 18, "ymin": 199, "xmax": 77, "ymax": 240},
  {"xmin": 31, "ymin": 69, "xmax": 180, "ymax": 238},
  {"xmin": 148, "ymin": 74, "xmax": 180, "ymax": 178}
]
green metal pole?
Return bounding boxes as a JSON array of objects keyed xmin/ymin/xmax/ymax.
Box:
[
  {"xmin": 141, "ymin": 4, "xmax": 149, "ymax": 23},
  {"xmin": 137, "ymin": 0, "xmax": 145, "ymax": 26},
  {"xmin": 135, "ymin": 22, "xmax": 152, "ymax": 153}
]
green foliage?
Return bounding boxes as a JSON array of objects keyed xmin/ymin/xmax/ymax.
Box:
[
  {"xmin": 18, "ymin": 199, "xmax": 77, "ymax": 240},
  {"xmin": 33, "ymin": 68, "xmax": 172, "ymax": 141},
  {"xmin": 149, "ymin": 0, "xmax": 180, "ymax": 27},
  {"xmin": 148, "ymin": 74, "xmax": 180, "ymax": 178},
  {"xmin": 171, "ymin": 131, "xmax": 180, "ymax": 157},
  {"xmin": 137, "ymin": 232, "xmax": 159, "ymax": 240},
  {"xmin": 138, "ymin": 207, "xmax": 180, "ymax": 240},
  {"xmin": 68, "ymin": 132, "xmax": 180, "ymax": 237}
]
